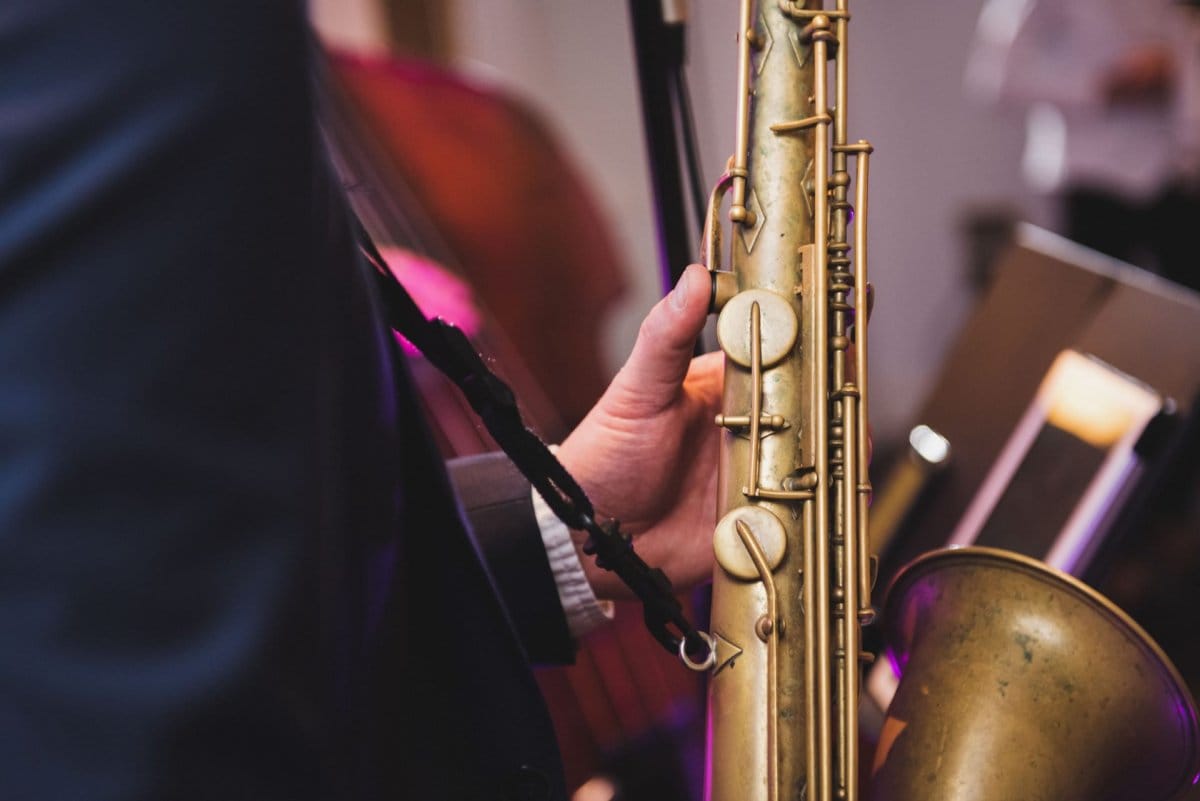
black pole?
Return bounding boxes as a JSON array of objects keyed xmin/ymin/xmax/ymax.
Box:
[{"xmin": 627, "ymin": 0, "xmax": 693, "ymax": 294}]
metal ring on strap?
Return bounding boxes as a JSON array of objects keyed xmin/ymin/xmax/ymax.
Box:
[{"xmin": 680, "ymin": 631, "xmax": 718, "ymax": 672}]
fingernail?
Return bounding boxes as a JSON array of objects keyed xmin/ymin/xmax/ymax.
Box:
[{"xmin": 670, "ymin": 269, "xmax": 690, "ymax": 311}]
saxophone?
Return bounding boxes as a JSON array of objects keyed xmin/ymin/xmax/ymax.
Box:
[
  {"xmin": 697, "ymin": 2, "xmax": 872, "ymax": 799},
  {"xmin": 693, "ymin": 2, "xmax": 1200, "ymax": 800}
]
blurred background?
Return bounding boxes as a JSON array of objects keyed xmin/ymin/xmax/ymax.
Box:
[
  {"xmin": 312, "ymin": 2, "xmax": 1200, "ymax": 799},
  {"xmin": 315, "ymin": 0, "xmax": 1053, "ymax": 443}
]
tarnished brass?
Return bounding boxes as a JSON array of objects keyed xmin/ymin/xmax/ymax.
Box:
[
  {"xmin": 693, "ymin": 4, "xmax": 1198, "ymax": 801},
  {"xmin": 696, "ymin": 1, "xmax": 1200, "ymax": 801},
  {"xmin": 700, "ymin": 2, "xmax": 874, "ymax": 800},
  {"xmin": 714, "ymin": 506, "xmax": 788, "ymax": 581},
  {"xmin": 871, "ymin": 547, "xmax": 1200, "ymax": 801},
  {"xmin": 716, "ymin": 291, "xmax": 799, "ymax": 369}
]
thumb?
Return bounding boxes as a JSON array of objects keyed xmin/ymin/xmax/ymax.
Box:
[{"xmin": 615, "ymin": 264, "xmax": 711, "ymax": 399}]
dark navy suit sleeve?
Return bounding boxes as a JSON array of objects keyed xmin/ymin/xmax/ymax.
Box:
[
  {"xmin": 446, "ymin": 453, "xmax": 574, "ymax": 665},
  {"xmin": 0, "ymin": 3, "xmax": 352, "ymax": 799}
]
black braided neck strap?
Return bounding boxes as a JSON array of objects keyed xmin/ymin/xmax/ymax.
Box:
[{"xmin": 356, "ymin": 226, "xmax": 707, "ymax": 659}]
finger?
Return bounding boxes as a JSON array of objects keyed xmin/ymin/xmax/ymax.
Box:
[
  {"xmin": 616, "ymin": 264, "xmax": 712, "ymax": 397},
  {"xmin": 685, "ymin": 350, "xmax": 725, "ymax": 404},
  {"xmin": 686, "ymin": 349, "xmax": 724, "ymax": 379}
]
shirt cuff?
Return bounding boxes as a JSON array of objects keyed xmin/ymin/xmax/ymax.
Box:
[{"xmin": 531, "ymin": 486, "xmax": 614, "ymax": 639}]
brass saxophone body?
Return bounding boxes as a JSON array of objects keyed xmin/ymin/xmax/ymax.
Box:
[
  {"xmin": 696, "ymin": 3, "xmax": 1200, "ymax": 801},
  {"xmin": 701, "ymin": 2, "xmax": 871, "ymax": 800}
]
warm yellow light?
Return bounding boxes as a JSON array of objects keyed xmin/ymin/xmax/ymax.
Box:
[{"xmin": 1042, "ymin": 351, "xmax": 1160, "ymax": 448}]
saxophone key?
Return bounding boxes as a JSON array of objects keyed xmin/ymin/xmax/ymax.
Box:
[{"xmin": 714, "ymin": 505, "xmax": 788, "ymax": 581}]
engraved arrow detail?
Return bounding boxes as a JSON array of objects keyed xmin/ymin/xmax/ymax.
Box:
[
  {"xmin": 713, "ymin": 632, "xmax": 745, "ymax": 676},
  {"xmin": 755, "ymin": 12, "xmax": 774, "ymax": 75},
  {"xmin": 739, "ymin": 188, "xmax": 766, "ymax": 253},
  {"xmin": 801, "ymin": 159, "xmax": 814, "ymax": 218},
  {"xmin": 789, "ymin": 28, "xmax": 810, "ymax": 68}
]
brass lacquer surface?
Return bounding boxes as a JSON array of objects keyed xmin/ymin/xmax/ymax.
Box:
[
  {"xmin": 704, "ymin": 3, "xmax": 873, "ymax": 801},
  {"xmin": 871, "ymin": 548, "xmax": 1200, "ymax": 801},
  {"xmin": 697, "ymin": 5, "xmax": 1199, "ymax": 801}
]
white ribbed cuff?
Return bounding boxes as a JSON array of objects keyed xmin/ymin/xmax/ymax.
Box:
[{"xmin": 531, "ymin": 485, "xmax": 614, "ymax": 639}]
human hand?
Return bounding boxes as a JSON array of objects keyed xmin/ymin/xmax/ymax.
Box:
[{"xmin": 557, "ymin": 264, "xmax": 722, "ymax": 600}]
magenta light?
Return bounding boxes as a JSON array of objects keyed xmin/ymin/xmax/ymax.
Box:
[{"xmin": 379, "ymin": 246, "xmax": 483, "ymax": 356}]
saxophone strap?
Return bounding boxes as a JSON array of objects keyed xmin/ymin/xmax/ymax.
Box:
[{"xmin": 354, "ymin": 220, "xmax": 708, "ymax": 659}]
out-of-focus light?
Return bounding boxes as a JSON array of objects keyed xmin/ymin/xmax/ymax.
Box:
[
  {"xmin": 379, "ymin": 246, "xmax": 483, "ymax": 357},
  {"xmin": 1022, "ymin": 102, "xmax": 1067, "ymax": 193},
  {"xmin": 909, "ymin": 424, "xmax": 951, "ymax": 465},
  {"xmin": 1043, "ymin": 351, "xmax": 1159, "ymax": 448}
]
